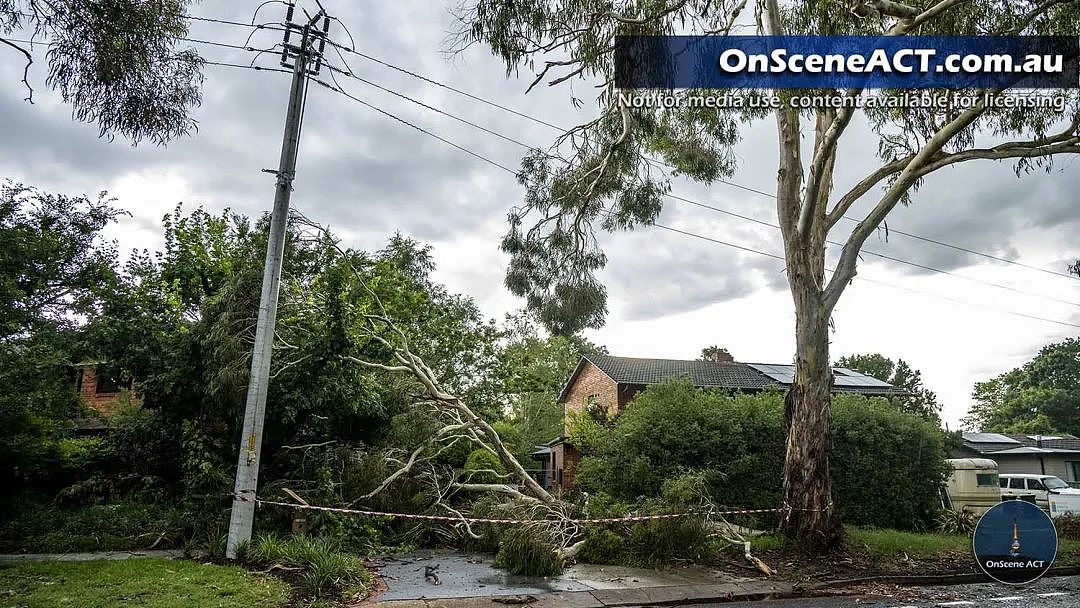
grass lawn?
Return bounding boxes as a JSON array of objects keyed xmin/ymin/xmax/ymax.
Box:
[
  {"xmin": 845, "ymin": 526, "xmax": 1080, "ymax": 566},
  {"xmin": 0, "ymin": 559, "xmax": 289, "ymax": 608},
  {"xmin": 748, "ymin": 526, "xmax": 1080, "ymax": 576}
]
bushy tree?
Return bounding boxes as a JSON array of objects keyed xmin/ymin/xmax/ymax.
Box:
[
  {"xmin": 699, "ymin": 345, "xmax": 733, "ymax": 362},
  {"xmin": 489, "ymin": 312, "xmax": 603, "ymax": 462},
  {"xmin": 835, "ymin": 353, "xmax": 941, "ymax": 420},
  {"xmin": 0, "ymin": 182, "xmax": 123, "ymax": 492},
  {"xmin": 964, "ymin": 338, "xmax": 1080, "ymax": 435}
]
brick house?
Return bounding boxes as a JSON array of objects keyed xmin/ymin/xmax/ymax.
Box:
[
  {"xmin": 532, "ymin": 352, "xmax": 905, "ymax": 491},
  {"xmin": 75, "ymin": 361, "xmax": 138, "ymax": 417}
]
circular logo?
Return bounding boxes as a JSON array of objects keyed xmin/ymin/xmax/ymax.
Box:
[{"xmin": 973, "ymin": 500, "xmax": 1057, "ymax": 585}]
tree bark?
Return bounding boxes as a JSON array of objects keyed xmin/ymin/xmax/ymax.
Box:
[{"xmin": 780, "ymin": 285, "xmax": 842, "ymax": 549}]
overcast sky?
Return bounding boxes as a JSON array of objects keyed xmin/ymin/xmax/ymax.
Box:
[{"xmin": 2, "ymin": 2, "xmax": 1079, "ymax": 429}]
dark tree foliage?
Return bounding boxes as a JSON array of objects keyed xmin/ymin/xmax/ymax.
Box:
[
  {"xmin": 964, "ymin": 338, "xmax": 1080, "ymax": 436},
  {"xmin": 699, "ymin": 345, "xmax": 733, "ymax": 362},
  {"xmin": 1, "ymin": 0, "xmax": 203, "ymax": 144},
  {"xmin": 1071, "ymin": 260, "xmax": 1079, "ymax": 277},
  {"xmin": 835, "ymin": 353, "xmax": 941, "ymax": 421},
  {"xmin": 0, "ymin": 181, "xmax": 125, "ymax": 491},
  {"xmin": 0, "ymin": 181, "xmax": 123, "ymax": 340}
]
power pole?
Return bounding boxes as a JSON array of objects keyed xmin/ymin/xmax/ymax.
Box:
[{"xmin": 226, "ymin": 3, "xmax": 330, "ymax": 559}]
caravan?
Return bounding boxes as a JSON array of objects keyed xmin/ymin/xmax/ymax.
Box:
[{"xmin": 944, "ymin": 458, "xmax": 1001, "ymax": 514}]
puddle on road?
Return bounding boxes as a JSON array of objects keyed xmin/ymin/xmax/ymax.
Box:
[{"xmin": 369, "ymin": 549, "xmax": 751, "ymax": 602}]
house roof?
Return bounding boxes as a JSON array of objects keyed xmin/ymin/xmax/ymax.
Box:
[
  {"xmin": 557, "ymin": 353, "xmax": 904, "ymax": 402},
  {"xmin": 584, "ymin": 353, "xmax": 775, "ymax": 389},
  {"xmin": 985, "ymin": 446, "xmax": 1080, "ymax": 455},
  {"xmin": 962, "ymin": 432, "xmax": 1021, "ymax": 445},
  {"xmin": 960, "ymin": 432, "xmax": 1080, "ymax": 455},
  {"xmin": 1006, "ymin": 434, "xmax": 1080, "ymax": 451}
]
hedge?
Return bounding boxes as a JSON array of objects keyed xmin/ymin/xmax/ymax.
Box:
[{"xmin": 572, "ymin": 378, "xmax": 949, "ymax": 530}]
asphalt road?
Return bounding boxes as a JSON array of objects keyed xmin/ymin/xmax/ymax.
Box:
[{"xmin": 663, "ymin": 575, "xmax": 1080, "ymax": 608}]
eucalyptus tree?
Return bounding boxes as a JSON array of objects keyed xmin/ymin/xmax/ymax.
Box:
[
  {"xmin": 454, "ymin": 0, "xmax": 1080, "ymax": 546},
  {"xmin": 1, "ymin": 0, "xmax": 202, "ymax": 144}
]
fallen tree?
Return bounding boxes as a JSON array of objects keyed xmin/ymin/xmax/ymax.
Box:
[{"xmin": 286, "ymin": 214, "xmax": 771, "ymax": 572}]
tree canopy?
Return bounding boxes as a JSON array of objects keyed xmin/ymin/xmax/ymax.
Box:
[
  {"xmin": 699, "ymin": 345, "xmax": 733, "ymax": 362},
  {"xmin": 963, "ymin": 338, "xmax": 1080, "ymax": 435},
  {"xmin": 835, "ymin": 353, "xmax": 941, "ymax": 421},
  {"xmin": 1, "ymin": 0, "xmax": 203, "ymax": 144}
]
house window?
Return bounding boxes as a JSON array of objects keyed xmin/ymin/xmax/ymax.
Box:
[
  {"xmin": 95, "ymin": 371, "xmax": 122, "ymax": 394},
  {"xmin": 1068, "ymin": 461, "xmax": 1080, "ymax": 483}
]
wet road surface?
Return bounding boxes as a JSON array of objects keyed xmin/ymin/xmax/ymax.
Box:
[{"xmin": 669, "ymin": 575, "xmax": 1079, "ymax": 607}]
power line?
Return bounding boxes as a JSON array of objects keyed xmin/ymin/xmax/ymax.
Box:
[
  {"xmin": 309, "ymin": 77, "xmax": 520, "ymax": 175},
  {"xmin": 325, "ymin": 64, "xmax": 542, "ymax": 154},
  {"xmin": 328, "ymin": 43, "xmax": 1077, "ymax": 282},
  {"xmin": 324, "ymin": 39, "xmax": 563, "ymax": 132},
  {"xmin": 310, "ymin": 77, "xmax": 1080, "ymax": 330},
  {"xmin": 666, "ymin": 194, "xmax": 1080, "ymax": 308},
  {"xmin": 203, "ymin": 60, "xmax": 292, "ymax": 75},
  {"xmin": 188, "ymin": 14, "xmax": 286, "ymax": 31},
  {"xmin": 182, "ymin": 36, "xmax": 280, "ymax": 54}
]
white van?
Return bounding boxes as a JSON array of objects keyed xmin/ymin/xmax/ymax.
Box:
[{"xmin": 999, "ymin": 474, "xmax": 1080, "ymax": 511}]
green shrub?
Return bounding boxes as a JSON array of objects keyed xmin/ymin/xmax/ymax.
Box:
[
  {"xmin": 463, "ymin": 448, "xmax": 506, "ymax": 484},
  {"xmin": 1056, "ymin": 515, "xmax": 1080, "ymax": 540},
  {"xmin": 574, "ymin": 378, "xmax": 949, "ymax": 531},
  {"xmin": 245, "ymin": 534, "xmax": 372, "ymax": 600},
  {"xmin": 0, "ymin": 499, "xmax": 210, "ymax": 553},
  {"xmin": 493, "ymin": 525, "xmax": 564, "ymax": 576},
  {"xmin": 831, "ymin": 393, "xmax": 950, "ymax": 530},
  {"xmin": 579, "ymin": 528, "xmax": 623, "ymax": 564}
]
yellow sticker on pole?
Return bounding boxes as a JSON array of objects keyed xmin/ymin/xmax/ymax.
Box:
[{"xmin": 247, "ymin": 432, "xmax": 257, "ymax": 463}]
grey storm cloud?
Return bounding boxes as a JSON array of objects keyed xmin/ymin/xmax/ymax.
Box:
[{"xmin": 600, "ymin": 213, "xmax": 773, "ymax": 321}]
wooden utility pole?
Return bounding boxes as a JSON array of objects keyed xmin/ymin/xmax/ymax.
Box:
[{"xmin": 226, "ymin": 3, "xmax": 329, "ymax": 559}]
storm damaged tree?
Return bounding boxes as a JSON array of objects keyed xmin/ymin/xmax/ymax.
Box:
[
  {"xmin": 1, "ymin": 0, "xmax": 203, "ymax": 144},
  {"xmin": 451, "ymin": 0, "xmax": 1080, "ymax": 548}
]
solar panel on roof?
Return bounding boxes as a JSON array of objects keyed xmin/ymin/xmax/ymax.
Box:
[{"xmin": 963, "ymin": 432, "xmax": 1021, "ymax": 444}]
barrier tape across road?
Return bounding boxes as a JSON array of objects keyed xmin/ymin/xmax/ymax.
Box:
[{"xmin": 232, "ymin": 494, "xmax": 785, "ymax": 524}]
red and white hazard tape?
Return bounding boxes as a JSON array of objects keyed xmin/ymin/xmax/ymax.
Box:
[{"xmin": 232, "ymin": 494, "xmax": 784, "ymax": 524}]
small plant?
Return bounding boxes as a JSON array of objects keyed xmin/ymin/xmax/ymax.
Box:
[
  {"xmin": 936, "ymin": 509, "xmax": 978, "ymax": 535},
  {"xmin": 250, "ymin": 532, "xmax": 287, "ymax": 563},
  {"xmin": 244, "ymin": 534, "xmax": 372, "ymax": 600}
]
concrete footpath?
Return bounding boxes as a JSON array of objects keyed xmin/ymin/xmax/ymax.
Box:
[
  {"xmin": 367, "ymin": 581, "xmax": 795, "ymax": 608},
  {"xmin": 0, "ymin": 550, "xmax": 183, "ymax": 562},
  {"xmin": 364, "ymin": 550, "xmax": 792, "ymax": 607}
]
